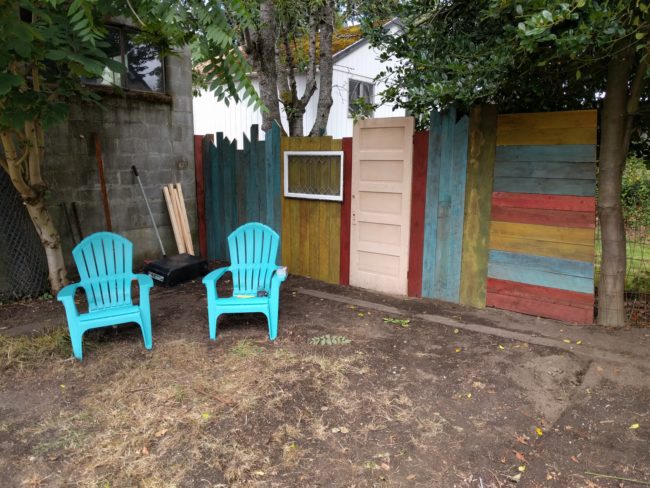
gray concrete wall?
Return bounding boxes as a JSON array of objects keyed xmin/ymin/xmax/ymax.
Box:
[{"xmin": 43, "ymin": 48, "xmax": 196, "ymax": 271}]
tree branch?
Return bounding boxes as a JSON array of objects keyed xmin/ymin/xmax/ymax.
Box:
[
  {"xmin": 623, "ymin": 42, "xmax": 649, "ymax": 154},
  {"xmin": 0, "ymin": 130, "xmax": 35, "ymax": 200}
]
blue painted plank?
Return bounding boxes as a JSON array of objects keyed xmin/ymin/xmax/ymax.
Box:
[
  {"xmin": 421, "ymin": 110, "xmax": 443, "ymax": 298},
  {"xmin": 487, "ymin": 261, "xmax": 593, "ymax": 294},
  {"xmin": 493, "ymin": 177, "xmax": 595, "ymax": 196},
  {"xmin": 489, "ymin": 250, "xmax": 594, "ymax": 279},
  {"xmin": 228, "ymin": 138, "xmax": 239, "ymax": 233},
  {"xmin": 264, "ymin": 122, "xmax": 282, "ymax": 238},
  {"xmin": 496, "ymin": 145, "xmax": 596, "ymax": 162},
  {"xmin": 443, "ymin": 114, "xmax": 469, "ymax": 302},
  {"xmin": 494, "ymin": 161, "xmax": 596, "ymax": 180},
  {"xmin": 433, "ymin": 108, "xmax": 457, "ymax": 300}
]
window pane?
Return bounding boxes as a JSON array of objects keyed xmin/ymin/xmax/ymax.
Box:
[
  {"xmin": 348, "ymin": 79, "xmax": 374, "ymax": 116},
  {"xmin": 287, "ymin": 154, "xmax": 341, "ymax": 198},
  {"xmin": 84, "ymin": 27, "xmax": 122, "ymax": 87},
  {"xmin": 125, "ymin": 32, "xmax": 163, "ymax": 92}
]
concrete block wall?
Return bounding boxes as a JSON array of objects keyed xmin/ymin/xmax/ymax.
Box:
[{"xmin": 43, "ymin": 47, "xmax": 196, "ymax": 271}]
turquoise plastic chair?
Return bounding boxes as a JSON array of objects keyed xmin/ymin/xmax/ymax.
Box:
[
  {"xmin": 57, "ymin": 232, "xmax": 153, "ymax": 360},
  {"xmin": 202, "ymin": 222, "xmax": 287, "ymax": 340}
]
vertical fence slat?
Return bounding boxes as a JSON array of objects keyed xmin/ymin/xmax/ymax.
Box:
[
  {"xmin": 460, "ymin": 105, "xmax": 497, "ymax": 307},
  {"xmin": 422, "ymin": 111, "xmax": 443, "ymax": 298},
  {"xmin": 340, "ymin": 137, "xmax": 353, "ymax": 285},
  {"xmin": 194, "ymin": 135, "xmax": 207, "ymax": 259},
  {"xmin": 215, "ymin": 132, "xmax": 226, "ymax": 260},
  {"xmin": 408, "ymin": 131, "xmax": 429, "ymax": 297}
]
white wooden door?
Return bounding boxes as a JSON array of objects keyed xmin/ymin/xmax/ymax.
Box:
[{"xmin": 350, "ymin": 117, "xmax": 414, "ymax": 295}]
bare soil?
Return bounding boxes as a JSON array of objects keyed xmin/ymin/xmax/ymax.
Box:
[{"xmin": 0, "ymin": 275, "xmax": 648, "ymax": 487}]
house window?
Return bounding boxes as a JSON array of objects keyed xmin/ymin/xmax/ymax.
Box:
[
  {"xmin": 348, "ymin": 79, "xmax": 374, "ymax": 117},
  {"xmin": 85, "ymin": 25, "xmax": 164, "ymax": 93},
  {"xmin": 284, "ymin": 151, "xmax": 344, "ymax": 202}
]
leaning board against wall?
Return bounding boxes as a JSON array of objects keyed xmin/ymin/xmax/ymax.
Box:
[{"xmin": 486, "ymin": 110, "xmax": 597, "ymax": 324}]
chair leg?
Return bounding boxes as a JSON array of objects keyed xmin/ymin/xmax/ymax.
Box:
[
  {"xmin": 139, "ymin": 313, "xmax": 153, "ymax": 350},
  {"xmin": 268, "ymin": 307, "xmax": 278, "ymax": 341},
  {"xmin": 208, "ymin": 308, "xmax": 220, "ymax": 340},
  {"xmin": 69, "ymin": 325, "xmax": 84, "ymax": 360}
]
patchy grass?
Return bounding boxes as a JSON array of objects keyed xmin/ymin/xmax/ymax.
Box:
[{"xmin": 0, "ymin": 326, "xmax": 72, "ymax": 370}]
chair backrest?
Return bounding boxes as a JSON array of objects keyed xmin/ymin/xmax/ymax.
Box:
[
  {"xmin": 227, "ymin": 222, "xmax": 280, "ymax": 294},
  {"xmin": 72, "ymin": 232, "xmax": 134, "ymax": 311}
]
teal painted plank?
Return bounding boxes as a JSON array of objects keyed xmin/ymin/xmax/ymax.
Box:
[
  {"xmin": 255, "ymin": 139, "xmax": 266, "ymax": 227},
  {"xmin": 205, "ymin": 141, "xmax": 217, "ymax": 260},
  {"xmin": 422, "ymin": 110, "xmax": 443, "ymax": 298},
  {"xmin": 443, "ymin": 114, "xmax": 469, "ymax": 302},
  {"xmin": 215, "ymin": 132, "xmax": 227, "ymax": 260},
  {"xmin": 264, "ymin": 122, "xmax": 282, "ymax": 239},
  {"xmin": 495, "ymin": 161, "xmax": 596, "ymax": 180},
  {"xmin": 493, "ymin": 177, "xmax": 595, "ymax": 196},
  {"xmin": 487, "ymin": 260, "xmax": 593, "ymax": 294},
  {"xmin": 244, "ymin": 131, "xmax": 258, "ymax": 222},
  {"xmin": 228, "ymin": 138, "xmax": 239, "ymax": 232},
  {"xmin": 235, "ymin": 140, "xmax": 246, "ymax": 226},
  {"xmin": 489, "ymin": 250, "xmax": 593, "ymax": 279},
  {"xmin": 432, "ymin": 108, "xmax": 457, "ymax": 300},
  {"xmin": 496, "ymin": 145, "xmax": 596, "ymax": 162}
]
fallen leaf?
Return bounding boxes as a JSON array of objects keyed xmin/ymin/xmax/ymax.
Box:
[
  {"xmin": 498, "ymin": 344, "xmax": 505, "ymax": 350},
  {"xmin": 253, "ymin": 470, "xmax": 265, "ymax": 476},
  {"xmin": 576, "ymin": 340, "xmax": 582, "ymax": 345},
  {"xmin": 453, "ymin": 328, "xmax": 459, "ymax": 334},
  {"xmin": 406, "ymin": 474, "xmax": 416, "ymax": 480},
  {"xmin": 142, "ymin": 446, "xmax": 149, "ymax": 455},
  {"xmin": 154, "ymin": 429, "xmax": 168, "ymax": 438},
  {"xmin": 518, "ymin": 465, "xmax": 526, "ymax": 472},
  {"xmin": 630, "ymin": 423, "xmax": 640, "ymax": 430},
  {"xmin": 340, "ymin": 426, "xmax": 350, "ymax": 434},
  {"xmin": 563, "ymin": 339, "xmax": 571, "ymax": 344},
  {"xmin": 331, "ymin": 427, "xmax": 340, "ymax": 433},
  {"xmin": 60, "ymin": 384, "xmax": 65, "ymax": 389},
  {"xmin": 570, "ymin": 455, "xmax": 579, "ymax": 463},
  {"xmin": 510, "ymin": 473, "xmax": 522, "ymax": 482},
  {"xmin": 201, "ymin": 412, "xmax": 210, "ymax": 420},
  {"xmin": 455, "ymin": 347, "xmax": 462, "ymax": 353},
  {"xmin": 535, "ymin": 427, "xmax": 543, "ymax": 437},
  {"xmin": 514, "ymin": 451, "xmax": 526, "ymax": 462},
  {"xmin": 357, "ymin": 312, "xmax": 365, "ymax": 317},
  {"xmin": 515, "ymin": 434, "xmax": 529, "ymax": 445},
  {"xmin": 466, "ymin": 393, "xmax": 472, "ymax": 398},
  {"xmin": 380, "ymin": 463, "xmax": 390, "ymax": 471}
]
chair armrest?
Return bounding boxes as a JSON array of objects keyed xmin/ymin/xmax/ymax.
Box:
[
  {"xmin": 57, "ymin": 282, "xmax": 84, "ymax": 318},
  {"xmin": 202, "ymin": 267, "xmax": 230, "ymax": 286},
  {"xmin": 132, "ymin": 274, "xmax": 154, "ymax": 289},
  {"xmin": 270, "ymin": 266, "xmax": 287, "ymax": 295}
]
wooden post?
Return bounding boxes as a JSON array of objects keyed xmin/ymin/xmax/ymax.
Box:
[
  {"xmin": 163, "ymin": 185, "xmax": 185, "ymax": 254},
  {"xmin": 194, "ymin": 135, "xmax": 207, "ymax": 258},
  {"xmin": 92, "ymin": 133, "xmax": 112, "ymax": 231},
  {"xmin": 339, "ymin": 137, "xmax": 353, "ymax": 285}
]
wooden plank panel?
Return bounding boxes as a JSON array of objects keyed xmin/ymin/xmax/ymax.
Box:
[
  {"xmin": 489, "ymin": 250, "xmax": 593, "ymax": 279},
  {"xmin": 421, "ymin": 111, "xmax": 443, "ymax": 298},
  {"xmin": 496, "ymin": 127, "xmax": 596, "ymax": 146},
  {"xmin": 408, "ymin": 131, "xmax": 429, "ymax": 297},
  {"xmin": 486, "ymin": 292, "xmax": 594, "ymax": 324},
  {"xmin": 490, "ymin": 234, "xmax": 594, "ymax": 262},
  {"xmin": 460, "ymin": 105, "xmax": 497, "ymax": 308},
  {"xmin": 490, "ymin": 221, "xmax": 595, "ymax": 247},
  {"xmin": 497, "ymin": 110, "xmax": 597, "ymax": 131},
  {"xmin": 214, "ymin": 133, "xmax": 226, "ymax": 260},
  {"xmin": 328, "ymin": 138, "xmax": 342, "ymax": 284},
  {"xmin": 491, "ymin": 206, "xmax": 595, "ymax": 228},
  {"xmin": 487, "ymin": 278, "xmax": 594, "ymax": 306},
  {"xmin": 494, "ymin": 161, "xmax": 596, "ymax": 180},
  {"xmin": 496, "ymin": 145, "xmax": 597, "ymax": 162},
  {"xmin": 487, "ymin": 261, "xmax": 593, "ymax": 294},
  {"xmin": 493, "ymin": 177, "xmax": 595, "ymax": 196},
  {"xmin": 194, "ymin": 136, "xmax": 207, "ymax": 259},
  {"xmin": 340, "ymin": 137, "xmax": 353, "ymax": 285},
  {"xmin": 492, "ymin": 192, "xmax": 595, "ymax": 212}
]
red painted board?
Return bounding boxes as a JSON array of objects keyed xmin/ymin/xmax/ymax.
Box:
[
  {"xmin": 487, "ymin": 292, "xmax": 594, "ymax": 324},
  {"xmin": 194, "ymin": 135, "xmax": 207, "ymax": 259},
  {"xmin": 487, "ymin": 278, "xmax": 594, "ymax": 306},
  {"xmin": 339, "ymin": 138, "xmax": 353, "ymax": 285},
  {"xmin": 408, "ymin": 130, "xmax": 429, "ymax": 297},
  {"xmin": 491, "ymin": 206, "xmax": 595, "ymax": 229},
  {"xmin": 492, "ymin": 192, "xmax": 595, "ymax": 212}
]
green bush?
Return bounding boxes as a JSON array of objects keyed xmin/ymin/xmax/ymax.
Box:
[{"xmin": 622, "ymin": 156, "xmax": 650, "ymax": 228}]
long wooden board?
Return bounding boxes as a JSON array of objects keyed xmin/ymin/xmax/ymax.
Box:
[
  {"xmin": 493, "ymin": 177, "xmax": 595, "ymax": 196},
  {"xmin": 490, "ymin": 206, "xmax": 595, "ymax": 228},
  {"xmin": 497, "ymin": 110, "xmax": 597, "ymax": 131},
  {"xmin": 496, "ymin": 145, "xmax": 597, "ymax": 162},
  {"xmin": 492, "ymin": 192, "xmax": 595, "ymax": 212},
  {"xmin": 490, "ymin": 221, "xmax": 594, "ymax": 247},
  {"xmin": 496, "ymin": 128, "xmax": 596, "ymax": 146},
  {"xmin": 408, "ymin": 131, "xmax": 429, "ymax": 297},
  {"xmin": 459, "ymin": 105, "xmax": 497, "ymax": 308}
]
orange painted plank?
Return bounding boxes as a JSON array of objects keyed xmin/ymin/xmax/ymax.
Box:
[
  {"xmin": 491, "ymin": 206, "xmax": 595, "ymax": 228},
  {"xmin": 492, "ymin": 193, "xmax": 595, "ymax": 212},
  {"xmin": 497, "ymin": 110, "xmax": 597, "ymax": 131},
  {"xmin": 487, "ymin": 292, "xmax": 594, "ymax": 324}
]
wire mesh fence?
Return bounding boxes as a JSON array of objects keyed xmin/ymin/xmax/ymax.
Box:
[{"xmin": 0, "ymin": 169, "xmax": 48, "ymax": 301}]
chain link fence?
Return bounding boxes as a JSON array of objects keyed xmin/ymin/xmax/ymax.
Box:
[{"xmin": 0, "ymin": 169, "xmax": 48, "ymax": 301}]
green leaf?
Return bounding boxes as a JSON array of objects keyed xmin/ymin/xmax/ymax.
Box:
[
  {"xmin": 0, "ymin": 73, "xmax": 23, "ymax": 96},
  {"xmin": 575, "ymin": 69, "xmax": 581, "ymax": 80}
]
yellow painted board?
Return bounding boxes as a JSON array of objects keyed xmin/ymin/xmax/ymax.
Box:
[
  {"xmin": 497, "ymin": 110, "xmax": 597, "ymax": 131},
  {"xmin": 496, "ymin": 127, "xmax": 597, "ymax": 146},
  {"xmin": 460, "ymin": 105, "xmax": 497, "ymax": 308},
  {"xmin": 490, "ymin": 234, "xmax": 595, "ymax": 262},
  {"xmin": 490, "ymin": 220, "xmax": 595, "ymax": 247}
]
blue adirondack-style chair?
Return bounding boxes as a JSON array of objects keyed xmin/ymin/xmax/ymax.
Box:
[
  {"xmin": 57, "ymin": 232, "xmax": 154, "ymax": 360},
  {"xmin": 202, "ymin": 222, "xmax": 287, "ymax": 340}
]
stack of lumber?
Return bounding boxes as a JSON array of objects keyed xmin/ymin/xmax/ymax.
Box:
[{"xmin": 163, "ymin": 183, "xmax": 194, "ymax": 255}]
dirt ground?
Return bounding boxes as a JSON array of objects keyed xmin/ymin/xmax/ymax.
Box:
[{"xmin": 0, "ymin": 275, "xmax": 648, "ymax": 487}]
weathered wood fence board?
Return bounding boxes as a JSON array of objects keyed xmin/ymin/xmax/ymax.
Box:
[
  {"xmin": 281, "ymin": 135, "xmax": 342, "ymax": 284},
  {"xmin": 200, "ymin": 124, "xmax": 281, "ymax": 261},
  {"xmin": 407, "ymin": 131, "xmax": 429, "ymax": 297},
  {"xmin": 459, "ymin": 105, "xmax": 497, "ymax": 308},
  {"xmin": 421, "ymin": 109, "xmax": 470, "ymax": 302}
]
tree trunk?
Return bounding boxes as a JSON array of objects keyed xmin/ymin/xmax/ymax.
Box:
[
  {"xmin": 309, "ymin": 0, "xmax": 334, "ymax": 136},
  {"xmin": 597, "ymin": 46, "xmax": 633, "ymax": 327},
  {"xmin": 288, "ymin": 115, "xmax": 304, "ymax": 136},
  {"xmin": 257, "ymin": 0, "xmax": 281, "ymax": 131},
  {"xmin": 24, "ymin": 197, "xmax": 67, "ymax": 292}
]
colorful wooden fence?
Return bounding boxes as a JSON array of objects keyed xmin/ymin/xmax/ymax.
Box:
[
  {"xmin": 281, "ymin": 136, "xmax": 342, "ymax": 284},
  {"xmin": 198, "ymin": 123, "xmax": 281, "ymax": 261},
  {"xmin": 484, "ymin": 111, "xmax": 597, "ymax": 323}
]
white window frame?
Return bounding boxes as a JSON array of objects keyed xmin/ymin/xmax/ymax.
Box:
[{"xmin": 283, "ymin": 150, "xmax": 344, "ymax": 202}]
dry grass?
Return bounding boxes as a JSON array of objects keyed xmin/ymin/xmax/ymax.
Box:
[{"xmin": 0, "ymin": 326, "xmax": 72, "ymax": 370}]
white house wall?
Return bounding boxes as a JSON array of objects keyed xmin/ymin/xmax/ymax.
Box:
[{"xmin": 193, "ymin": 32, "xmax": 405, "ymax": 145}]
